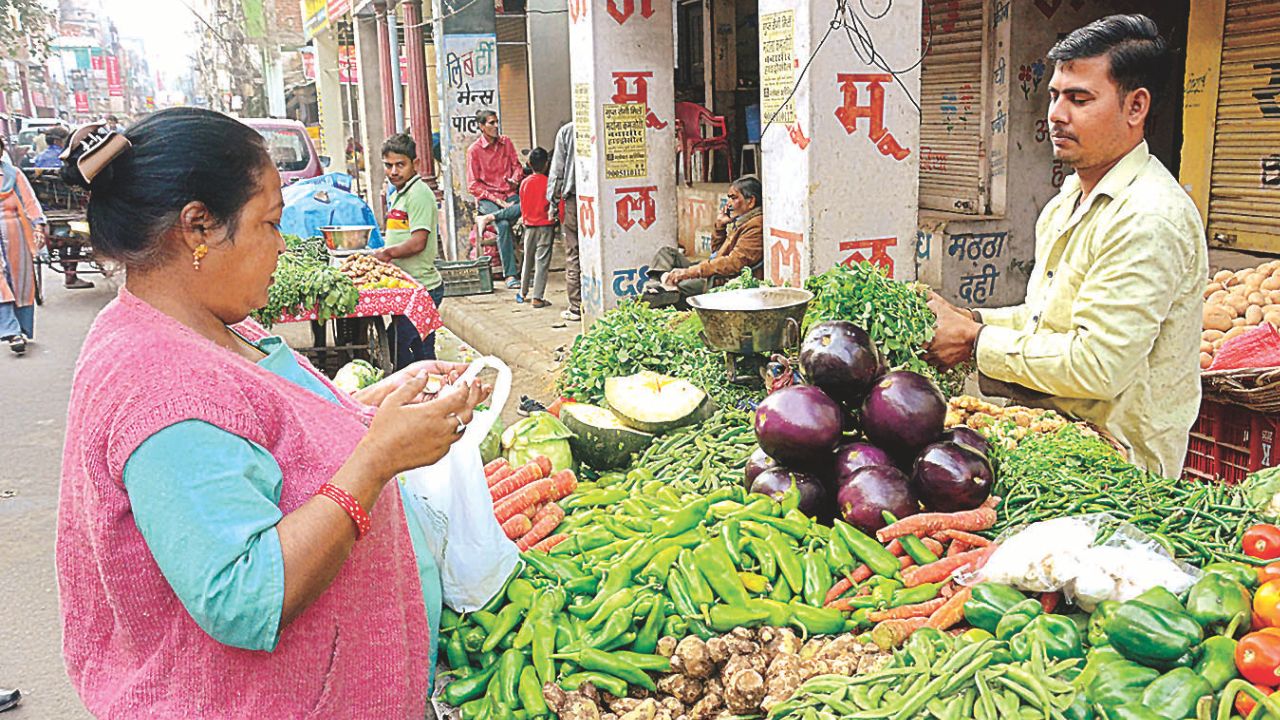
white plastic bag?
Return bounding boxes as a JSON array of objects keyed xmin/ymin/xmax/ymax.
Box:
[{"xmin": 401, "ymin": 356, "xmax": 518, "ymax": 612}]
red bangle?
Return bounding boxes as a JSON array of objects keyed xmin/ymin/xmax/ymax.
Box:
[{"xmin": 316, "ymin": 483, "xmax": 372, "ymax": 540}]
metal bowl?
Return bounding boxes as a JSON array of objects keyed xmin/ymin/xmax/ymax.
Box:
[
  {"xmin": 318, "ymin": 225, "xmax": 376, "ymax": 251},
  {"xmin": 687, "ymin": 287, "xmax": 814, "ymax": 355}
]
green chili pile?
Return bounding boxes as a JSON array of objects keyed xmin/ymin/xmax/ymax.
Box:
[
  {"xmin": 629, "ymin": 409, "xmax": 755, "ymax": 493},
  {"xmin": 992, "ymin": 425, "xmax": 1263, "ymax": 566}
]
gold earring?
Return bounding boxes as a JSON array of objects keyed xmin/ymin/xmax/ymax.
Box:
[{"xmin": 192, "ymin": 244, "xmax": 208, "ymax": 270}]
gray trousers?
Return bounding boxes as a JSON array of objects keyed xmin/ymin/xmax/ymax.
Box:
[
  {"xmin": 520, "ymin": 225, "xmax": 556, "ymax": 300},
  {"xmin": 646, "ymin": 246, "xmax": 710, "ymax": 298},
  {"xmin": 562, "ymin": 195, "xmax": 581, "ymax": 313}
]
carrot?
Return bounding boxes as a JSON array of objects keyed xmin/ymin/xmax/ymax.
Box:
[
  {"xmin": 1040, "ymin": 592, "xmax": 1062, "ymax": 614},
  {"xmin": 868, "ymin": 596, "xmax": 949, "ymax": 623},
  {"xmin": 901, "ymin": 548, "xmax": 989, "ymax": 587},
  {"xmin": 483, "ymin": 458, "xmax": 509, "ymax": 478},
  {"xmin": 921, "ymin": 537, "xmax": 946, "ymax": 557},
  {"xmin": 531, "ymin": 501, "xmax": 563, "ymax": 525},
  {"xmin": 532, "ymin": 533, "xmax": 569, "ymax": 552},
  {"xmin": 486, "ymin": 464, "xmax": 517, "ymax": 488},
  {"xmin": 517, "ymin": 503, "xmax": 566, "ymax": 551},
  {"xmin": 533, "ymin": 455, "xmax": 553, "ymax": 477},
  {"xmin": 869, "ymin": 616, "xmax": 930, "ymax": 649},
  {"xmin": 946, "ymin": 541, "xmax": 969, "ymax": 558},
  {"xmin": 494, "ymin": 473, "xmax": 575, "ymax": 523},
  {"xmin": 501, "ymin": 514, "xmax": 532, "ymax": 540},
  {"xmin": 937, "ymin": 529, "xmax": 993, "ymax": 547},
  {"xmin": 925, "ymin": 586, "xmax": 973, "ymax": 630},
  {"xmin": 490, "ymin": 462, "xmax": 547, "ymax": 501},
  {"xmin": 876, "ymin": 505, "xmax": 998, "ymax": 543},
  {"xmin": 886, "ymin": 539, "xmax": 907, "ymax": 556},
  {"xmin": 823, "ymin": 575, "xmax": 858, "ymax": 606}
]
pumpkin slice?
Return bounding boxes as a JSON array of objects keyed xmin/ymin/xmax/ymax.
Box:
[
  {"xmin": 604, "ymin": 371, "xmax": 713, "ymax": 433},
  {"xmin": 560, "ymin": 402, "xmax": 654, "ymax": 469}
]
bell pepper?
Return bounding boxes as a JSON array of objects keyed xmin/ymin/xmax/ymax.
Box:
[
  {"xmin": 1197, "ymin": 634, "xmax": 1241, "ymax": 692},
  {"xmin": 1086, "ymin": 657, "xmax": 1160, "ymax": 709},
  {"xmin": 1204, "ymin": 561, "xmax": 1262, "ymax": 589},
  {"xmin": 963, "ymin": 582, "xmax": 1027, "ymax": 634},
  {"xmin": 1106, "ymin": 704, "xmax": 1166, "ymax": 720},
  {"xmin": 1090, "ymin": 601, "xmax": 1120, "ymax": 647},
  {"xmin": 995, "ymin": 598, "xmax": 1044, "ymax": 640},
  {"xmin": 1140, "ymin": 667, "xmax": 1213, "ymax": 720},
  {"xmin": 1238, "ymin": 630, "xmax": 1280, "ymax": 687},
  {"xmin": 1063, "ymin": 694, "xmax": 1096, "ymax": 720},
  {"xmin": 1010, "ymin": 614, "xmax": 1084, "ymax": 661},
  {"xmin": 1186, "ymin": 573, "xmax": 1253, "ymax": 635},
  {"xmin": 960, "ymin": 628, "xmax": 994, "ymax": 644},
  {"xmin": 1246, "ymin": 524, "xmax": 1280, "ymax": 561},
  {"xmin": 1133, "ymin": 586, "xmax": 1186, "ymax": 615},
  {"xmin": 1260, "ymin": 563, "xmax": 1280, "ymax": 587},
  {"xmin": 1104, "ymin": 600, "xmax": 1204, "ymax": 668},
  {"xmin": 1075, "ymin": 646, "xmax": 1125, "ymax": 692}
]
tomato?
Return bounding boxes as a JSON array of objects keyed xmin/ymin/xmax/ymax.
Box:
[
  {"xmin": 1238, "ymin": 631, "xmax": 1280, "ymax": 686},
  {"xmin": 1236, "ymin": 684, "xmax": 1275, "ymax": 718},
  {"xmin": 1261, "ymin": 563, "xmax": 1280, "ymax": 587},
  {"xmin": 1245, "ymin": 525, "xmax": 1280, "ymax": 561},
  {"xmin": 1257, "ymin": 581, "xmax": 1280, "ymax": 629}
]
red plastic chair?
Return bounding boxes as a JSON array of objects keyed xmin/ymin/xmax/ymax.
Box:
[{"xmin": 675, "ymin": 101, "xmax": 733, "ymax": 184}]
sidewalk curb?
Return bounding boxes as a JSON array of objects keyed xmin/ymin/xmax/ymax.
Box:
[{"xmin": 439, "ymin": 298, "xmax": 564, "ymax": 376}]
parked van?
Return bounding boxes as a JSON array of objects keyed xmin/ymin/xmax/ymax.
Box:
[{"xmin": 241, "ymin": 118, "xmax": 328, "ymax": 185}]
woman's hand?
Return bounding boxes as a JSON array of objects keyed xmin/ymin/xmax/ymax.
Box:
[
  {"xmin": 34, "ymin": 225, "xmax": 46, "ymax": 250},
  {"xmin": 352, "ymin": 360, "xmax": 471, "ymax": 406},
  {"xmin": 358, "ymin": 371, "xmax": 491, "ymax": 479}
]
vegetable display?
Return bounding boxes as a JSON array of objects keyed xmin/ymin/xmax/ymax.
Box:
[
  {"xmin": 1201, "ymin": 262, "xmax": 1280, "ymax": 368},
  {"xmin": 338, "ymin": 253, "xmax": 417, "ymax": 290},
  {"xmin": 252, "ymin": 246, "xmax": 359, "ymax": 326}
]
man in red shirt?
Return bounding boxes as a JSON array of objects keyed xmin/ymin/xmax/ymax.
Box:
[{"xmin": 468, "ymin": 110, "xmax": 524, "ymax": 288}]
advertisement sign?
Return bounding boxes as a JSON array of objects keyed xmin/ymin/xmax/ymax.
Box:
[
  {"xmin": 338, "ymin": 45, "xmax": 359, "ymax": 85},
  {"xmin": 106, "ymin": 55, "xmax": 123, "ymax": 97},
  {"xmin": 301, "ymin": 0, "xmax": 328, "ymax": 39},
  {"xmin": 74, "ymin": 91, "xmax": 89, "ymax": 113},
  {"xmin": 299, "ymin": 47, "xmax": 317, "ymax": 82},
  {"xmin": 327, "ymin": 0, "xmax": 351, "ymax": 20}
]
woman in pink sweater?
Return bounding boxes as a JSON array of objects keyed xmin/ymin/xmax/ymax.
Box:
[{"xmin": 56, "ymin": 109, "xmax": 486, "ymax": 718}]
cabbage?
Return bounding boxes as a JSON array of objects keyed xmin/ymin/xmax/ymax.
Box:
[
  {"xmin": 502, "ymin": 412, "xmax": 575, "ymax": 472},
  {"xmin": 480, "ymin": 413, "xmax": 505, "ymax": 464},
  {"xmin": 333, "ymin": 359, "xmax": 384, "ymax": 393}
]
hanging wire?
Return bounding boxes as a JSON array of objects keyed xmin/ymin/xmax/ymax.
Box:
[{"xmin": 760, "ymin": 0, "xmax": 934, "ymax": 137}]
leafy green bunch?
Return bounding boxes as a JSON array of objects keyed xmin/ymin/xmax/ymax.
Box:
[
  {"xmin": 556, "ymin": 301, "xmax": 762, "ymax": 409},
  {"xmin": 803, "ymin": 262, "xmax": 968, "ymax": 395},
  {"xmin": 251, "ymin": 237, "xmax": 358, "ymax": 326}
]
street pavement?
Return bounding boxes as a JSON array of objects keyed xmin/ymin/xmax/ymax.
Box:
[{"xmin": 0, "ymin": 275, "xmax": 111, "ymax": 719}]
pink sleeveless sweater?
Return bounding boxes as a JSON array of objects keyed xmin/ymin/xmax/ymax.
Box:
[{"xmin": 57, "ymin": 288, "xmax": 429, "ymax": 718}]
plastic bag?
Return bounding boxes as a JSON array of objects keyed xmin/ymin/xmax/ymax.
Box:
[
  {"xmin": 971, "ymin": 514, "xmax": 1200, "ymax": 611},
  {"xmin": 1209, "ymin": 323, "xmax": 1280, "ymax": 371},
  {"xmin": 400, "ymin": 356, "xmax": 517, "ymax": 612}
]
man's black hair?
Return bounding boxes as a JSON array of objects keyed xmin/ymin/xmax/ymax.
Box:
[
  {"xmin": 1047, "ymin": 14, "xmax": 1167, "ymax": 107},
  {"xmin": 731, "ymin": 176, "xmax": 763, "ymax": 207},
  {"xmin": 476, "ymin": 109, "xmax": 498, "ymax": 125},
  {"xmin": 382, "ymin": 132, "xmax": 416, "ymax": 160},
  {"xmin": 528, "ymin": 147, "xmax": 549, "ymax": 173}
]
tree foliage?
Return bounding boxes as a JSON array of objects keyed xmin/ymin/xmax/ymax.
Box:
[{"xmin": 1, "ymin": 0, "xmax": 52, "ymax": 58}]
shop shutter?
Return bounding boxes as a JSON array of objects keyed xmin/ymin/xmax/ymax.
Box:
[
  {"xmin": 917, "ymin": 0, "xmax": 987, "ymax": 215},
  {"xmin": 1208, "ymin": 0, "xmax": 1280, "ymax": 251},
  {"xmin": 496, "ymin": 14, "xmax": 533, "ymax": 154}
]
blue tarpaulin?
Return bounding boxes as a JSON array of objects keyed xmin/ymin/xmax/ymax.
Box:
[{"xmin": 281, "ymin": 172, "xmax": 383, "ymax": 248}]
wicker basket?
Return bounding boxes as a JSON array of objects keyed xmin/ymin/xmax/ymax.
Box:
[{"xmin": 1201, "ymin": 368, "xmax": 1280, "ymax": 414}]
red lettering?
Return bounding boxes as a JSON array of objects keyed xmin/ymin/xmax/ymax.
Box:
[
  {"xmin": 611, "ymin": 71, "xmax": 667, "ymax": 128},
  {"xmin": 579, "ymin": 195, "xmax": 596, "ymax": 239},
  {"xmin": 834, "ymin": 73, "xmax": 911, "ymax": 161},
  {"xmin": 768, "ymin": 227, "xmax": 805, "ymax": 287},
  {"xmin": 615, "ymin": 186, "xmax": 657, "ymax": 231},
  {"xmin": 568, "ymin": 0, "xmax": 587, "ymax": 23},
  {"xmin": 839, "ymin": 237, "xmax": 897, "ymax": 278},
  {"xmin": 606, "ymin": 0, "xmax": 654, "ymax": 25},
  {"xmin": 787, "ymin": 120, "xmax": 811, "ymax": 150}
]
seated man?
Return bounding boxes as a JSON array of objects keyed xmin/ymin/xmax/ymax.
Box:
[{"xmin": 643, "ymin": 176, "xmax": 764, "ymax": 306}]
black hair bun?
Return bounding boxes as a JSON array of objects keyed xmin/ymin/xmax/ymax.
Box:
[
  {"xmin": 60, "ymin": 125, "xmax": 128, "ymax": 191},
  {"xmin": 60, "ymin": 143, "xmax": 96, "ymax": 190}
]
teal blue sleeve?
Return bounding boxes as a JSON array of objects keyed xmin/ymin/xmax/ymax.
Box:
[{"xmin": 123, "ymin": 420, "xmax": 286, "ymax": 652}]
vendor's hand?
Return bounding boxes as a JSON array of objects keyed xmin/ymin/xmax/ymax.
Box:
[
  {"xmin": 372, "ymin": 248, "xmax": 391, "ymax": 263},
  {"xmin": 924, "ymin": 292, "xmax": 982, "ymax": 370},
  {"xmin": 360, "ymin": 372, "xmax": 490, "ymax": 477}
]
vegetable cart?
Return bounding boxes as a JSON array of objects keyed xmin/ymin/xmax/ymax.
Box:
[{"xmin": 273, "ymin": 284, "xmax": 442, "ymax": 375}]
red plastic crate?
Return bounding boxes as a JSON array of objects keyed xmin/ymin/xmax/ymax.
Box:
[{"xmin": 1184, "ymin": 398, "xmax": 1280, "ymax": 483}]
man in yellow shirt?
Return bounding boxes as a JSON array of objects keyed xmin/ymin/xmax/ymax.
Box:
[{"xmin": 927, "ymin": 15, "xmax": 1207, "ymax": 477}]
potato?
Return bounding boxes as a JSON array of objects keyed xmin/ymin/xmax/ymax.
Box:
[
  {"xmin": 1250, "ymin": 291, "xmax": 1268, "ymax": 306},
  {"xmin": 1202, "ymin": 340, "xmax": 1214, "ymax": 354},
  {"xmin": 1247, "ymin": 305, "xmax": 1265, "ymax": 325},
  {"xmin": 1224, "ymin": 295, "xmax": 1251, "ymax": 315},
  {"xmin": 1204, "ymin": 329, "xmax": 1226, "ymax": 342},
  {"xmin": 1201, "ymin": 352, "xmax": 1214, "ymax": 369},
  {"xmin": 1214, "ymin": 269, "xmax": 1235, "ymax": 283},
  {"xmin": 1234, "ymin": 317, "xmax": 1249, "ymax": 327},
  {"xmin": 1263, "ymin": 276, "xmax": 1280, "ymax": 292},
  {"xmin": 1207, "ymin": 290, "xmax": 1228, "ymax": 305},
  {"xmin": 1204, "ymin": 305, "xmax": 1235, "ymax": 332},
  {"xmin": 1266, "ymin": 310, "xmax": 1280, "ymax": 327},
  {"xmin": 1225, "ymin": 325, "xmax": 1249, "ymax": 341},
  {"xmin": 1205, "ymin": 281, "xmax": 1225, "ymax": 296}
]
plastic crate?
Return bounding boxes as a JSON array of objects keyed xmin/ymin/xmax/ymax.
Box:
[
  {"xmin": 436, "ymin": 258, "xmax": 495, "ymax": 297},
  {"xmin": 1184, "ymin": 398, "xmax": 1280, "ymax": 484}
]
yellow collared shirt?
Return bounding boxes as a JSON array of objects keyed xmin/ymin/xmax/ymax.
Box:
[{"xmin": 975, "ymin": 141, "xmax": 1207, "ymax": 477}]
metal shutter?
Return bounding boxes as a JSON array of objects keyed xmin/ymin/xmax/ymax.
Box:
[
  {"xmin": 918, "ymin": 0, "xmax": 987, "ymax": 215},
  {"xmin": 497, "ymin": 14, "xmax": 533, "ymax": 154},
  {"xmin": 1208, "ymin": 0, "xmax": 1280, "ymax": 251}
]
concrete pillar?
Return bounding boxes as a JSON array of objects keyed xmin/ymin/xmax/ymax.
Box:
[
  {"xmin": 527, "ymin": 7, "xmax": 571, "ymax": 149},
  {"xmin": 374, "ymin": 2, "xmax": 397, "ymax": 138},
  {"xmin": 432, "ymin": 0, "xmax": 499, "ymax": 258},
  {"xmin": 264, "ymin": 51, "xmax": 287, "ymax": 118},
  {"xmin": 758, "ymin": 1, "xmax": 922, "ymax": 286},
  {"xmin": 355, "ymin": 12, "xmax": 390, "ymax": 220},
  {"xmin": 388, "ymin": 9, "xmax": 406, "ymax": 133},
  {"xmin": 402, "ymin": 0, "xmax": 436, "ymax": 181},
  {"xmin": 567, "ymin": 0, "xmax": 678, "ymax": 323},
  {"xmin": 314, "ymin": 29, "xmax": 346, "ymax": 160}
]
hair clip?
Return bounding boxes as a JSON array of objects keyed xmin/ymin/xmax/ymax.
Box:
[{"xmin": 60, "ymin": 122, "xmax": 132, "ymax": 184}]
